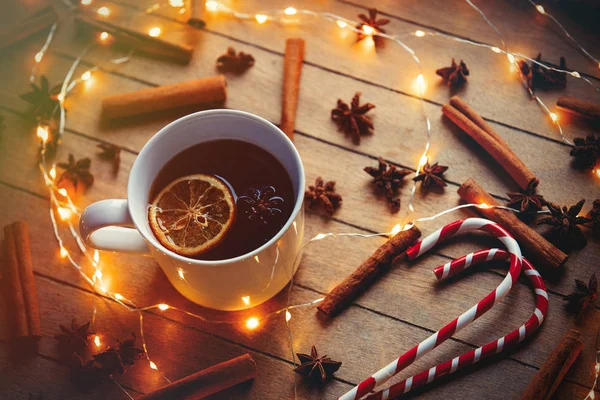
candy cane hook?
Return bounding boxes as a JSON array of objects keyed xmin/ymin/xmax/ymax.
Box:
[
  {"xmin": 366, "ymin": 249, "xmax": 547, "ymax": 399},
  {"xmin": 339, "ymin": 218, "xmax": 524, "ymax": 400}
]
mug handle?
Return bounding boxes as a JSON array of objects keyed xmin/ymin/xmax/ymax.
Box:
[{"xmin": 79, "ymin": 199, "xmax": 150, "ymax": 255}]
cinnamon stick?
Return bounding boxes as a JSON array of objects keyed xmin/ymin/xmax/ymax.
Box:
[
  {"xmin": 3, "ymin": 222, "xmax": 41, "ymax": 341},
  {"xmin": 187, "ymin": 0, "xmax": 206, "ymax": 29},
  {"xmin": 449, "ymin": 96, "xmax": 509, "ymax": 149},
  {"xmin": 139, "ymin": 354, "xmax": 256, "ymax": 400},
  {"xmin": 0, "ymin": 5, "xmax": 58, "ymax": 51},
  {"xmin": 520, "ymin": 329, "xmax": 583, "ymax": 400},
  {"xmin": 318, "ymin": 225, "xmax": 421, "ymax": 317},
  {"xmin": 101, "ymin": 76, "xmax": 227, "ymax": 119},
  {"xmin": 458, "ymin": 178, "xmax": 568, "ymax": 269},
  {"xmin": 443, "ymin": 100, "xmax": 537, "ymax": 191},
  {"xmin": 280, "ymin": 38, "xmax": 305, "ymax": 140},
  {"xmin": 75, "ymin": 15, "xmax": 193, "ymax": 64},
  {"xmin": 557, "ymin": 96, "xmax": 600, "ymax": 122}
]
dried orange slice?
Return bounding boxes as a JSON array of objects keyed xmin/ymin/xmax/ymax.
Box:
[{"xmin": 148, "ymin": 174, "xmax": 236, "ymax": 257}]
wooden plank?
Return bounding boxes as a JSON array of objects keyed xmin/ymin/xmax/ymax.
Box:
[
  {"xmin": 108, "ymin": 0, "xmax": 600, "ymax": 142},
  {"xmin": 0, "ymin": 152, "xmax": 598, "ymax": 392}
]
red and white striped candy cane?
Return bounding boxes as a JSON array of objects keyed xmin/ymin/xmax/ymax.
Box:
[
  {"xmin": 338, "ymin": 218, "xmax": 523, "ymax": 400},
  {"xmin": 364, "ymin": 249, "xmax": 547, "ymax": 399}
]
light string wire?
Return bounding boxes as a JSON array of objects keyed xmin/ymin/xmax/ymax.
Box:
[{"xmin": 26, "ymin": 0, "xmax": 599, "ymax": 397}]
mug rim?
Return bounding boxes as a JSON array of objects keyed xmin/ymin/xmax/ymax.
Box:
[{"xmin": 128, "ymin": 109, "xmax": 305, "ymax": 266}]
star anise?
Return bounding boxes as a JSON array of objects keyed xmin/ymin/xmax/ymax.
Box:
[
  {"xmin": 564, "ymin": 273, "xmax": 597, "ymax": 316},
  {"xmin": 436, "ymin": 59, "xmax": 469, "ymax": 87},
  {"xmin": 116, "ymin": 332, "xmax": 144, "ymax": 366},
  {"xmin": 238, "ymin": 186, "xmax": 285, "ymax": 225},
  {"xmin": 58, "ymin": 154, "xmax": 94, "ymax": 191},
  {"xmin": 305, "ymin": 177, "xmax": 342, "ymax": 215},
  {"xmin": 538, "ymin": 199, "xmax": 592, "ymax": 252},
  {"xmin": 364, "ymin": 157, "xmax": 411, "ymax": 213},
  {"xmin": 587, "ymin": 199, "xmax": 600, "ymax": 237},
  {"xmin": 20, "ymin": 75, "xmax": 62, "ymax": 122},
  {"xmin": 331, "ymin": 92, "xmax": 375, "ymax": 144},
  {"xmin": 96, "ymin": 143, "xmax": 121, "ymax": 175},
  {"xmin": 413, "ymin": 162, "xmax": 448, "ymax": 190},
  {"xmin": 517, "ymin": 53, "xmax": 567, "ymax": 91},
  {"xmin": 506, "ymin": 179, "xmax": 545, "ymax": 215},
  {"xmin": 55, "ymin": 319, "xmax": 92, "ymax": 357},
  {"xmin": 570, "ymin": 135, "xmax": 599, "ymax": 170},
  {"xmin": 294, "ymin": 346, "xmax": 342, "ymax": 382},
  {"xmin": 92, "ymin": 348, "xmax": 125, "ymax": 376},
  {"xmin": 356, "ymin": 8, "xmax": 390, "ymax": 47},
  {"xmin": 216, "ymin": 47, "xmax": 255, "ymax": 74}
]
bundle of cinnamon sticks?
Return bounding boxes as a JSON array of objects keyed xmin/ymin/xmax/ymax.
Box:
[{"xmin": 2, "ymin": 222, "xmax": 41, "ymax": 343}]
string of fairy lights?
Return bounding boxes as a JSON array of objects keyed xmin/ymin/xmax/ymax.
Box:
[{"xmin": 22, "ymin": 0, "xmax": 599, "ymax": 398}]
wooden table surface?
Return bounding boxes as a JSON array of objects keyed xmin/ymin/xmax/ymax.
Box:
[{"xmin": 1, "ymin": 0, "xmax": 600, "ymax": 399}]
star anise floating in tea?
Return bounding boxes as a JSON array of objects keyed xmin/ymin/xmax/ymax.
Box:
[
  {"xmin": 294, "ymin": 345, "xmax": 342, "ymax": 382},
  {"xmin": 356, "ymin": 8, "xmax": 390, "ymax": 47},
  {"xmin": 364, "ymin": 157, "xmax": 411, "ymax": 213},
  {"xmin": 20, "ymin": 75, "xmax": 62, "ymax": 122},
  {"xmin": 413, "ymin": 162, "xmax": 448, "ymax": 190},
  {"xmin": 587, "ymin": 199, "xmax": 600, "ymax": 237},
  {"xmin": 238, "ymin": 186, "xmax": 285, "ymax": 225},
  {"xmin": 216, "ymin": 46, "xmax": 255, "ymax": 74},
  {"xmin": 58, "ymin": 154, "xmax": 94, "ymax": 191},
  {"xmin": 305, "ymin": 177, "xmax": 342, "ymax": 215},
  {"xmin": 564, "ymin": 273, "xmax": 597, "ymax": 316},
  {"xmin": 538, "ymin": 199, "xmax": 591, "ymax": 252},
  {"xmin": 506, "ymin": 179, "xmax": 545, "ymax": 215},
  {"xmin": 331, "ymin": 92, "xmax": 375, "ymax": 144},
  {"xmin": 436, "ymin": 59, "xmax": 470, "ymax": 87},
  {"xmin": 517, "ymin": 53, "xmax": 567, "ymax": 91},
  {"xmin": 55, "ymin": 319, "xmax": 92, "ymax": 357},
  {"xmin": 96, "ymin": 143, "xmax": 121, "ymax": 175},
  {"xmin": 570, "ymin": 134, "xmax": 599, "ymax": 170}
]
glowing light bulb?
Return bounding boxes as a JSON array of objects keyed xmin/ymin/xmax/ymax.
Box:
[
  {"xmin": 314, "ymin": 233, "xmax": 327, "ymax": 240},
  {"xmin": 595, "ymin": 169, "xmax": 600, "ymax": 178},
  {"xmin": 99, "ymin": 31, "xmax": 109, "ymax": 41},
  {"xmin": 157, "ymin": 304, "xmax": 169, "ymax": 311},
  {"xmin": 94, "ymin": 335, "xmax": 101, "ymax": 348},
  {"xmin": 416, "ymin": 74, "xmax": 425, "ymax": 96},
  {"xmin": 390, "ymin": 224, "xmax": 402, "ymax": 236},
  {"xmin": 57, "ymin": 93, "xmax": 65, "ymax": 102},
  {"xmin": 177, "ymin": 268, "xmax": 185, "ymax": 279},
  {"xmin": 148, "ymin": 27, "xmax": 162, "ymax": 37},
  {"xmin": 414, "ymin": 30, "xmax": 425, "ymax": 37},
  {"xmin": 58, "ymin": 188, "xmax": 68, "ymax": 196},
  {"xmin": 149, "ymin": 361, "xmax": 158, "ymax": 370},
  {"xmin": 336, "ymin": 20, "xmax": 347, "ymax": 28},
  {"xmin": 93, "ymin": 250, "xmax": 100, "ymax": 264},
  {"xmin": 491, "ymin": 46, "xmax": 501, "ymax": 54},
  {"xmin": 179, "ymin": 8, "xmax": 186, "ymax": 14},
  {"xmin": 478, "ymin": 203, "xmax": 491, "ymax": 209},
  {"xmin": 255, "ymin": 14, "xmax": 268, "ymax": 24},
  {"xmin": 60, "ymin": 247, "xmax": 68, "ymax": 258},
  {"xmin": 285, "ymin": 310, "xmax": 292, "ymax": 322},
  {"xmin": 169, "ymin": 0, "xmax": 184, "ymax": 6},
  {"xmin": 94, "ymin": 269, "xmax": 103, "ymax": 281},
  {"xmin": 97, "ymin": 6, "xmax": 110, "ymax": 16},
  {"xmin": 242, "ymin": 296, "xmax": 251, "ymax": 305},
  {"xmin": 49, "ymin": 165, "xmax": 56, "ymax": 180},
  {"xmin": 418, "ymin": 154, "xmax": 428, "ymax": 169},
  {"xmin": 36, "ymin": 125, "xmax": 49, "ymax": 143},
  {"xmin": 284, "ymin": 7, "xmax": 297, "ymax": 15},
  {"xmin": 362, "ymin": 25, "xmax": 375, "ymax": 35},
  {"xmin": 34, "ymin": 52, "xmax": 43, "ymax": 63},
  {"xmin": 114, "ymin": 293, "xmax": 124, "ymax": 300},
  {"xmin": 205, "ymin": 1, "xmax": 219, "ymax": 11},
  {"xmin": 81, "ymin": 71, "xmax": 92, "ymax": 81},
  {"xmin": 57, "ymin": 207, "xmax": 73, "ymax": 221},
  {"xmin": 81, "ymin": 0, "xmax": 92, "ymax": 5},
  {"xmin": 507, "ymin": 53, "xmax": 515, "ymax": 64},
  {"xmin": 571, "ymin": 71, "xmax": 581, "ymax": 78},
  {"xmin": 535, "ymin": 5, "xmax": 545, "ymax": 14},
  {"xmin": 550, "ymin": 112, "xmax": 558, "ymax": 122},
  {"xmin": 246, "ymin": 317, "xmax": 260, "ymax": 330}
]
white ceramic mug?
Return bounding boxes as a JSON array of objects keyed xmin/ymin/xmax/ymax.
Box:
[{"xmin": 79, "ymin": 110, "xmax": 305, "ymax": 311}]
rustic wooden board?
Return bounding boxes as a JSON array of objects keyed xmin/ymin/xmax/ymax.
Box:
[{"xmin": 1, "ymin": 1, "xmax": 599, "ymax": 399}]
